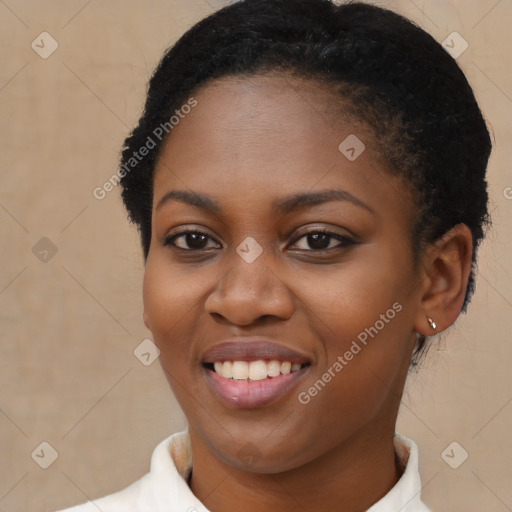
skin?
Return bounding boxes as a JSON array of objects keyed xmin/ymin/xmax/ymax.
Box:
[{"xmin": 142, "ymin": 74, "xmax": 473, "ymax": 512}]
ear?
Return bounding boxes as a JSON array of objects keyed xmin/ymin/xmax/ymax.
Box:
[{"xmin": 413, "ymin": 223, "xmax": 473, "ymax": 335}]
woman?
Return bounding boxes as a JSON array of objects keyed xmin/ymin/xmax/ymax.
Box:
[{"xmin": 58, "ymin": 0, "xmax": 491, "ymax": 510}]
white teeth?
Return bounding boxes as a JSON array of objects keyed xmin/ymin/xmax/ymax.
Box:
[
  {"xmin": 280, "ymin": 361, "xmax": 291, "ymax": 375},
  {"xmin": 232, "ymin": 361, "xmax": 249, "ymax": 380},
  {"xmin": 211, "ymin": 359, "xmax": 306, "ymax": 380},
  {"xmin": 249, "ymin": 360, "xmax": 268, "ymax": 381},
  {"xmin": 221, "ymin": 361, "xmax": 233, "ymax": 379},
  {"xmin": 267, "ymin": 360, "xmax": 281, "ymax": 377}
]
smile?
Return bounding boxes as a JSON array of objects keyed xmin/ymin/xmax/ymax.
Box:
[
  {"xmin": 206, "ymin": 359, "xmax": 310, "ymax": 381},
  {"xmin": 202, "ymin": 360, "xmax": 311, "ymax": 409}
]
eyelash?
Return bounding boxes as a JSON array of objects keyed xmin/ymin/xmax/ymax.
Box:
[{"xmin": 163, "ymin": 228, "xmax": 355, "ymax": 253}]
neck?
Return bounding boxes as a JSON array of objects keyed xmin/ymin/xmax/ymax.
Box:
[{"xmin": 188, "ymin": 422, "xmax": 401, "ymax": 512}]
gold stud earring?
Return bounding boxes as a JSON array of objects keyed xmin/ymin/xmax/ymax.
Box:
[{"xmin": 427, "ymin": 316, "xmax": 437, "ymax": 330}]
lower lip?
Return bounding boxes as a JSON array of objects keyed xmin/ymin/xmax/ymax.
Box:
[{"xmin": 203, "ymin": 365, "xmax": 310, "ymax": 409}]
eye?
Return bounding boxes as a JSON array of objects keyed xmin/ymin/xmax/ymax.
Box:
[
  {"xmin": 163, "ymin": 228, "xmax": 355, "ymax": 253},
  {"xmin": 288, "ymin": 230, "xmax": 355, "ymax": 251},
  {"xmin": 164, "ymin": 230, "xmax": 221, "ymax": 251}
]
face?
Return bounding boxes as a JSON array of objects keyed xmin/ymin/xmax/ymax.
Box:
[{"xmin": 143, "ymin": 75, "xmax": 424, "ymax": 473}]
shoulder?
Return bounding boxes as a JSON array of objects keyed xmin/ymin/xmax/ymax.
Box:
[
  {"xmin": 55, "ymin": 472, "xmax": 151, "ymax": 512},
  {"xmin": 54, "ymin": 432, "xmax": 186, "ymax": 512}
]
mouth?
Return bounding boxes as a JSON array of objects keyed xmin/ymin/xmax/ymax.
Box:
[
  {"xmin": 200, "ymin": 338, "xmax": 313, "ymax": 409},
  {"xmin": 202, "ymin": 360, "xmax": 311, "ymax": 381},
  {"xmin": 202, "ymin": 361, "xmax": 311, "ymax": 409}
]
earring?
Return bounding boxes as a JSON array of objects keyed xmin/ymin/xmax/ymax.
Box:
[{"xmin": 427, "ymin": 316, "xmax": 437, "ymax": 330}]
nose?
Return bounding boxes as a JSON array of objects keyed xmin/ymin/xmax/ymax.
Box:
[{"xmin": 204, "ymin": 249, "xmax": 294, "ymax": 326}]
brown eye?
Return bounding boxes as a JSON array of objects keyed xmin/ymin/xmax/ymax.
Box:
[
  {"xmin": 289, "ymin": 231, "xmax": 355, "ymax": 251},
  {"xmin": 164, "ymin": 231, "xmax": 220, "ymax": 251}
]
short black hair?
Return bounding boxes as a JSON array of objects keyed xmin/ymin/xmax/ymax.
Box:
[{"xmin": 119, "ymin": 0, "xmax": 492, "ymax": 365}]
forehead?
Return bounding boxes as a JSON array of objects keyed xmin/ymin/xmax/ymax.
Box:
[
  {"xmin": 168, "ymin": 73, "xmax": 365, "ymax": 153},
  {"xmin": 152, "ymin": 74, "xmax": 413, "ymax": 227}
]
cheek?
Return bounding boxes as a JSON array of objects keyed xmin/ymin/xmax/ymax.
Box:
[
  {"xmin": 299, "ymin": 242, "xmax": 411, "ymax": 338},
  {"xmin": 142, "ymin": 255, "xmax": 210, "ymax": 404},
  {"xmin": 293, "ymin": 309, "xmax": 413, "ymax": 449},
  {"xmin": 142, "ymin": 253, "xmax": 205, "ymax": 348},
  {"xmin": 293, "ymin": 245, "xmax": 415, "ymax": 411}
]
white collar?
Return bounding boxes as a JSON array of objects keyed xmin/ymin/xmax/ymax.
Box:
[
  {"xmin": 60, "ymin": 430, "xmax": 431, "ymax": 511},
  {"xmin": 146, "ymin": 429, "xmax": 431, "ymax": 512}
]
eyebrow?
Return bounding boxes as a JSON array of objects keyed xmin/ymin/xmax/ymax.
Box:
[{"xmin": 155, "ymin": 188, "xmax": 374, "ymax": 215}]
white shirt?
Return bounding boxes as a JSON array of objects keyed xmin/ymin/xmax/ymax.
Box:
[{"xmin": 57, "ymin": 430, "xmax": 432, "ymax": 512}]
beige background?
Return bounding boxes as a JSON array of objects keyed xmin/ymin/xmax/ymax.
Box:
[{"xmin": 0, "ymin": 0, "xmax": 511, "ymax": 511}]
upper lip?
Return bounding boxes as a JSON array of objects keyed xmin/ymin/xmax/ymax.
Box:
[{"xmin": 201, "ymin": 338, "xmax": 312, "ymax": 364}]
